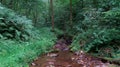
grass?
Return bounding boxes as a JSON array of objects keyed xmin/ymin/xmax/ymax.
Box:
[{"xmin": 0, "ymin": 27, "xmax": 56, "ymax": 67}]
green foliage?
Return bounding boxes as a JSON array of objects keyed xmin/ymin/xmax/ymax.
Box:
[
  {"xmin": 1, "ymin": 0, "xmax": 120, "ymax": 66},
  {"xmin": 0, "ymin": 2, "xmax": 57, "ymax": 67},
  {"xmin": 0, "ymin": 28, "xmax": 56, "ymax": 67},
  {"xmin": 1, "ymin": 0, "xmax": 48, "ymax": 27},
  {"xmin": 69, "ymin": 0, "xmax": 120, "ymax": 58},
  {"xmin": 102, "ymin": 8, "xmax": 120, "ymax": 29},
  {"xmin": 0, "ymin": 4, "xmax": 33, "ymax": 40}
]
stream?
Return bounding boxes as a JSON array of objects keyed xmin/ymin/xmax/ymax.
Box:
[
  {"xmin": 30, "ymin": 36, "xmax": 119, "ymax": 67},
  {"xmin": 29, "ymin": 50, "xmax": 119, "ymax": 67}
]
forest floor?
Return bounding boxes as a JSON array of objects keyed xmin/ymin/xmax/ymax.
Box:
[
  {"xmin": 30, "ymin": 51, "xmax": 119, "ymax": 67},
  {"xmin": 29, "ymin": 38, "xmax": 119, "ymax": 67}
]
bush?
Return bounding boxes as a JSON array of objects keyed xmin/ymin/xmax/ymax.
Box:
[
  {"xmin": 71, "ymin": 7, "xmax": 120, "ymax": 58},
  {"xmin": 0, "ymin": 28, "xmax": 56, "ymax": 67},
  {"xmin": 0, "ymin": 4, "xmax": 33, "ymax": 40}
]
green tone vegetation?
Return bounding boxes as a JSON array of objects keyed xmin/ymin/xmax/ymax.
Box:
[
  {"xmin": 0, "ymin": 0, "xmax": 120, "ymax": 67},
  {"xmin": 0, "ymin": 28, "xmax": 56, "ymax": 67},
  {"xmin": 0, "ymin": 3, "xmax": 56, "ymax": 67}
]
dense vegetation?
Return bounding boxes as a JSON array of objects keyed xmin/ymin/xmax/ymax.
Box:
[
  {"xmin": 0, "ymin": 4, "xmax": 33, "ymax": 40},
  {"xmin": 0, "ymin": 2, "xmax": 56, "ymax": 67},
  {"xmin": 0, "ymin": 0, "xmax": 120, "ymax": 67}
]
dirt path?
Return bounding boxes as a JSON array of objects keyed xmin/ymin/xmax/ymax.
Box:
[
  {"xmin": 30, "ymin": 38, "xmax": 119, "ymax": 67},
  {"xmin": 29, "ymin": 50, "xmax": 118, "ymax": 67}
]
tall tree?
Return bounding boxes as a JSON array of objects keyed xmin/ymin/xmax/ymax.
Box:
[
  {"xmin": 70, "ymin": 0, "xmax": 72, "ymax": 24},
  {"xmin": 50, "ymin": 0, "xmax": 54, "ymax": 31}
]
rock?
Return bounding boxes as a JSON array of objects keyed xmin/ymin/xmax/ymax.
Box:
[
  {"xmin": 31, "ymin": 63, "xmax": 36, "ymax": 66},
  {"xmin": 47, "ymin": 53, "xmax": 58, "ymax": 57}
]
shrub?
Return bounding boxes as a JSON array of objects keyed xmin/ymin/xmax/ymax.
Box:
[
  {"xmin": 71, "ymin": 8, "xmax": 120, "ymax": 58},
  {"xmin": 0, "ymin": 28, "xmax": 56, "ymax": 67},
  {"xmin": 0, "ymin": 4, "xmax": 33, "ymax": 40}
]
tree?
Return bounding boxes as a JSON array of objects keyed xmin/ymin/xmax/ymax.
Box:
[
  {"xmin": 50, "ymin": 0, "xmax": 54, "ymax": 31},
  {"xmin": 0, "ymin": 0, "xmax": 45, "ymax": 27},
  {"xmin": 70, "ymin": 0, "xmax": 72, "ymax": 24}
]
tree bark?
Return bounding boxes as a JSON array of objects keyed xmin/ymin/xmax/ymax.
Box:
[
  {"xmin": 70, "ymin": 0, "xmax": 72, "ymax": 24},
  {"xmin": 50, "ymin": 0, "xmax": 54, "ymax": 31}
]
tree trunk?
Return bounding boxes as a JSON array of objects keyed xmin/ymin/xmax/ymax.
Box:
[
  {"xmin": 33, "ymin": 9, "xmax": 38, "ymax": 27},
  {"xmin": 50, "ymin": 0, "xmax": 54, "ymax": 31},
  {"xmin": 70, "ymin": 0, "xmax": 72, "ymax": 24}
]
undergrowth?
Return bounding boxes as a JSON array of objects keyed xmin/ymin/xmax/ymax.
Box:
[
  {"xmin": 0, "ymin": 28, "xmax": 56, "ymax": 67},
  {"xmin": 70, "ymin": 8, "xmax": 120, "ymax": 60},
  {"xmin": 0, "ymin": 4, "xmax": 33, "ymax": 40}
]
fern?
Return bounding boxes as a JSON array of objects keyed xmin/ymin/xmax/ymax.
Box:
[{"xmin": 0, "ymin": 4, "xmax": 33, "ymax": 40}]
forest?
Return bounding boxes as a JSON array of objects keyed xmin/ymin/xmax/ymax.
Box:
[{"xmin": 0, "ymin": 0, "xmax": 120, "ymax": 67}]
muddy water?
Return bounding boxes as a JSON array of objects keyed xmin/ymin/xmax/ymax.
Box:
[
  {"xmin": 30, "ymin": 38, "xmax": 118, "ymax": 67},
  {"xmin": 29, "ymin": 50, "xmax": 118, "ymax": 67},
  {"xmin": 30, "ymin": 51, "xmax": 80, "ymax": 67}
]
